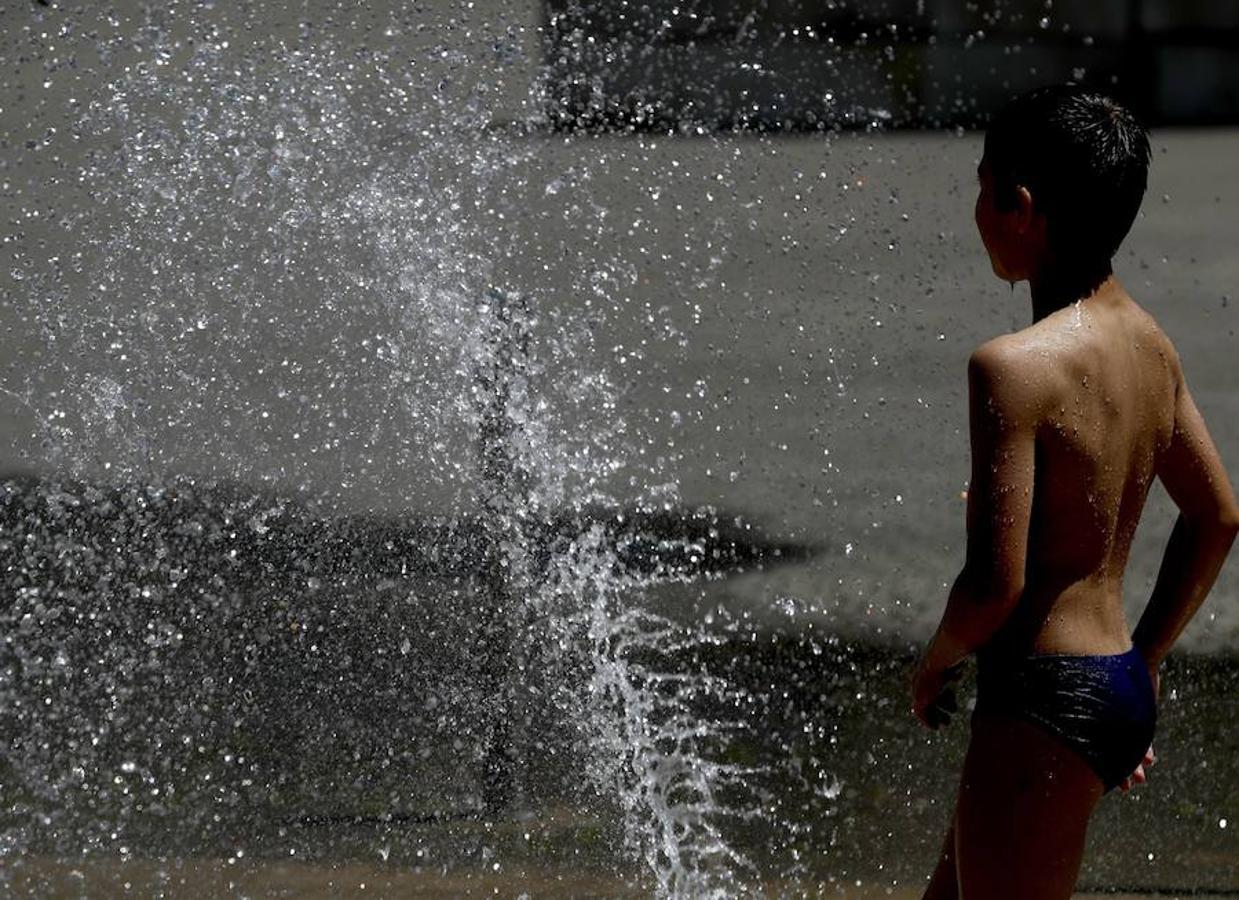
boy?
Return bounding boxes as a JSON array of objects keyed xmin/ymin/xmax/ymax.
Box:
[{"xmin": 911, "ymin": 85, "xmax": 1239, "ymax": 898}]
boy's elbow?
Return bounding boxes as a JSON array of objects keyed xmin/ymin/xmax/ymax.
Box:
[
  {"xmin": 1187, "ymin": 498, "xmax": 1239, "ymax": 535},
  {"xmin": 1220, "ymin": 494, "xmax": 1239, "ymax": 533}
]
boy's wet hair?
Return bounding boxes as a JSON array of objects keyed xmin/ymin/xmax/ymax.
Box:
[{"xmin": 984, "ymin": 84, "xmax": 1151, "ymax": 266}]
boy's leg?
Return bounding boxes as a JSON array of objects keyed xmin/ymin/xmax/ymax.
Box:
[
  {"xmin": 922, "ymin": 819, "xmax": 958, "ymax": 900},
  {"xmin": 956, "ymin": 712, "xmax": 1104, "ymax": 900}
]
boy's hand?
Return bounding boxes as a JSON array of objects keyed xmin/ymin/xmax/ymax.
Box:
[
  {"xmin": 912, "ymin": 659, "xmax": 964, "ymax": 730},
  {"xmin": 1119, "ymin": 663, "xmax": 1161, "ymax": 792},
  {"xmin": 1118, "ymin": 745, "xmax": 1157, "ymax": 792}
]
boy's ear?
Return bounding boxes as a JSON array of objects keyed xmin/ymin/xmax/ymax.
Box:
[{"xmin": 1013, "ymin": 185, "xmax": 1036, "ymax": 233}]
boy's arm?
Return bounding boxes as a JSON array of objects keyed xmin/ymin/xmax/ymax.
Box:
[
  {"xmin": 1133, "ymin": 367, "xmax": 1239, "ymax": 668},
  {"xmin": 917, "ymin": 344, "xmax": 1036, "ymax": 691}
]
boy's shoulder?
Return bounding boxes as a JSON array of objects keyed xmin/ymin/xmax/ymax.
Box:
[
  {"xmin": 1121, "ymin": 296, "xmax": 1183, "ymax": 374},
  {"xmin": 968, "ymin": 293, "xmax": 1183, "ymax": 411},
  {"xmin": 968, "ymin": 331, "xmax": 1027, "ymax": 372},
  {"xmin": 965, "ymin": 333, "xmax": 1046, "ymax": 415},
  {"xmin": 966, "ymin": 330, "xmax": 1048, "ymax": 389}
]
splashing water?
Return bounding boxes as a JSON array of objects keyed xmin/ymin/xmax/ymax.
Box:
[{"xmin": 4, "ymin": 27, "xmax": 775, "ymax": 896}]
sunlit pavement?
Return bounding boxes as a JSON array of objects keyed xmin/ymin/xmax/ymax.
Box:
[{"xmin": 3, "ymin": 129, "xmax": 1236, "ymax": 651}]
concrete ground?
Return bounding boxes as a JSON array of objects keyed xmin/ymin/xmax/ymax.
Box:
[{"xmin": 6, "ymin": 857, "xmax": 1236, "ymax": 898}]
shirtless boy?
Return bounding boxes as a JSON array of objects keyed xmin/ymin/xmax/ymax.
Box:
[{"xmin": 911, "ymin": 85, "xmax": 1239, "ymax": 898}]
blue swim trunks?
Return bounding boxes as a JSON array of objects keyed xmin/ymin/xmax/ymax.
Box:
[{"xmin": 975, "ymin": 645, "xmax": 1157, "ymax": 791}]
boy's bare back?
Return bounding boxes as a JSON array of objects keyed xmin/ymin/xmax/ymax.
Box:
[{"xmin": 972, "ymin": 280, "xmax": 1184, "ymax": 657}]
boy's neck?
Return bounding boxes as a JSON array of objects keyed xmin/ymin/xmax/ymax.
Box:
[{"xmin": 1028, "ymin": 259, "xmax": 1115, "ymax": 322}]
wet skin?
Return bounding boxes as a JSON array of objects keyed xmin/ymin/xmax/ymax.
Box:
[
  {"xmin": 912, "ymin": 160, "xmax": 1239, "ymax": 899},
  {"xmin": 965, "ymin": 279, "xmax": 1177, "ymax": 658}
]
